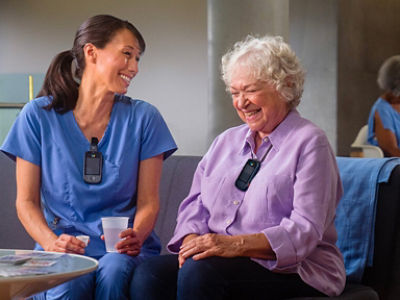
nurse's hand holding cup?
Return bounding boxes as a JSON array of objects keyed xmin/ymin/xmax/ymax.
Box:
[
  {"xmin": 101, "ymin": 216, "xmax": 142, "ymax": 256},
  {"xmin": 101, "ymin": 217, "xmax": 129, "ymax": 252}
]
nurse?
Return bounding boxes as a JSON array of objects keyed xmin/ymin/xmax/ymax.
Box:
[{"xmin": 0, "ymin": 15, "xmax": 177, "ymax": 299}]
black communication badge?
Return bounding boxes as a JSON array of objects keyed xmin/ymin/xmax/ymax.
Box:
[
  {"xmin": 235, "ymin": 159, "xmax": 261, "ymax": 191},
  {"xmin": 83, "ymin": 137, "xmax": 103, "ymax": 184}
]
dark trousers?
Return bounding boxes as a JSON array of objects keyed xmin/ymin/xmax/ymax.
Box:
[{"xmin": 130, "ymin": 254, "xmax": 325, "ymax": 300}]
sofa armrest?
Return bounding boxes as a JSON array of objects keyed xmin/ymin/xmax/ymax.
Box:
[{"xmin": 362, "ymin": 165, "xmax": 400, "ymax": 298}]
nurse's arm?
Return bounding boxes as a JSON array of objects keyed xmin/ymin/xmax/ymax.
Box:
[
  {"xmin": 16, "ymin": 157, "xmax": 58, "ymax": 248},
  {"xmin": 132, "ymin": 154, "xmax": 163, "ymax": 246},
  {"xmin": 16, "ymin": 157, "xmax": 85, "ymax": 253}
]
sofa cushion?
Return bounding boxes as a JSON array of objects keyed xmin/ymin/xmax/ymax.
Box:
[
  {"xmin": 155, "ymin": 155, "xmax": 202, "ymax": 254},
  {"xmin": 288, "ymin": 283, "xmax": 378, "ymax": 299}
]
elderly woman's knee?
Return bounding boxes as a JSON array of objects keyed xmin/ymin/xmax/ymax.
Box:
[
  {"xmin": 177, "ymin": 258, "xmax": 228, "ymax": 300},
  {"xmin": 178, "ymin": 258, "xmax": 222, "ymax": 287},
  {"xmin": 131, "ymin": 255, "xmax": 179, "ymax": 299},
  {"xmin": 133, "ymin": 255, "xmax": 178, "ymax": 284}
]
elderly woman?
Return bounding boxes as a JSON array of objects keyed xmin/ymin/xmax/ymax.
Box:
[
  {"xmin": 367, "ymin": 55, "xmax": 400, "ymax": 156},
  {"xmin": 131, "ymin": 35, "xmax": 345, "ymax": 299}
]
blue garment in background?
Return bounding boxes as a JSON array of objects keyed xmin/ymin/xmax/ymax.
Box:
[
  {"xmin": 367, "ymin": 97, "xmax": 400, "ymax": 148},
  {"xmin": 335, "ymin": 157, "xmax": 400, "ymax": 282}
]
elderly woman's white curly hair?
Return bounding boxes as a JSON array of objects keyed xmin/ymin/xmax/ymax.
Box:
[
  {"xmin": 221, "ymin": 35, "xmax": 305, "ymax": 109},
  {"xmin": 377, "ymin": 55, "xmax": 400, "ymax": 97}
]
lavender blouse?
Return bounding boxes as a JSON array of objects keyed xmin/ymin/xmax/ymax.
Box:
[{"xmin": 167, "ymin": 109, "xmax": 346, "ymax": 296}]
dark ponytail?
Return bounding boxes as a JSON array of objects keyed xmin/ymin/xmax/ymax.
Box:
[
  {"xmin": 38, "ymin": 50, "xmax": 79, "ymax": 113},
  {"xmin": 38, "ymin": 15, "xmax": 146, "ymax": 114}
]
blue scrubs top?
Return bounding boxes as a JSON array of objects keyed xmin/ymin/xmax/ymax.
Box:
[
  {"xmin": 1, "ymin": 95, "xmax": 177, "ymax": 257},
  {"xmin": 368, "ymin": 97, "xmax": 400, "ymax": 148}
]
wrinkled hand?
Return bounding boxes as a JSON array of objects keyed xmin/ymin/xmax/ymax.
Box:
[
  {"xmin": 45, "ymin": 234, "xmax": 86, "ymax": 254},
  {"xmin": 178, "ymin": 234, "xmax": 198, "ymax": 268},
  {"xmin": 101, "ymin": 228, "xmax": 142, "ymax": 256},
  {"xmin": 179, "ymin": 234, "xmax": 240, "ymax": 264}
]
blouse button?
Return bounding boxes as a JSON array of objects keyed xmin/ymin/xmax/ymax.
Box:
[{"xmin": 233, "ymin": 200, "xmax": 239, "ymax": 205}]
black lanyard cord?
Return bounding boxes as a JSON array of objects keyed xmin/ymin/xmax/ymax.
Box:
[{"xmin": 251, "ymin": 143, "xmax": 273, "ymax": 164}]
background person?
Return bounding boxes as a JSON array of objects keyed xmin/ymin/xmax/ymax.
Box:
[
  {"xmin": 367, "ymin": 55, "xmax": 400, "ymax": 156},
  {"xmin": 0, "ymin": 14, "xmax": 176, "ymax": 299},
  {"xmin": 130, "ymin": 35, "xmax": 345, "ymax": 299}
]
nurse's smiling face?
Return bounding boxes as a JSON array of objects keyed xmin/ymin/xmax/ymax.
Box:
[
  {"xmin": 92, "ymin": 29, "xmax": 142, "ymax": 95},
  {"xmin": 229, "ymin": 65, "xmax": 289, "ymax": 140}
]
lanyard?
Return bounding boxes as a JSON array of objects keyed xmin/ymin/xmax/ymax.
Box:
[{"xmin": 251, "ymin": 143, "xmax": 273, "ymax": 164}]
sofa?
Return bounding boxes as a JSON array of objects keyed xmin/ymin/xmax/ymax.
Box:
[{"xmin": 1, "ymin": 152, "xmax": 400, "ymax": 299}]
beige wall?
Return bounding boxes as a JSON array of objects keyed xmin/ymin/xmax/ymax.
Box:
[
  {"xmin": 208, "ymin": 0, "xmax": 289, "ymax": 145},
  {"xmin": 2, "ymin": 0, "xmax": 400, "ymax": 156},
  {"xmin": 290, "ymin": 0, "xmax": 338, "ymax": 152},
  {"xmin": 0, "ymin": 0, "xmax": 208, "ymax": 155}
]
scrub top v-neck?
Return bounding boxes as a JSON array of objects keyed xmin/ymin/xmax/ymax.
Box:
[{"xmin": 69, "ymin": 98, "xmax": 116, "ymax": 149}]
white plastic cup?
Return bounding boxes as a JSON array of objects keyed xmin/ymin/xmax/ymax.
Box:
[
  {"xmin": 101, "ymin": 217, "xmax": 129, "ymax": 252},
  {"xmin": 76, "ymin": 235, "xmax": 90, "ymax": 246}
]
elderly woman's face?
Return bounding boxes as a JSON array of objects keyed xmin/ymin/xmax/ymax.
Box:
[{"xmin": 229, "ymin": 66, "xmax": 289, "ymax": 139}]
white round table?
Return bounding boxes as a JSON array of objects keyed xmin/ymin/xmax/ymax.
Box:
[{"xmin": 0, "ymin": 249, "xmax": 98, "ymax": 300}]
